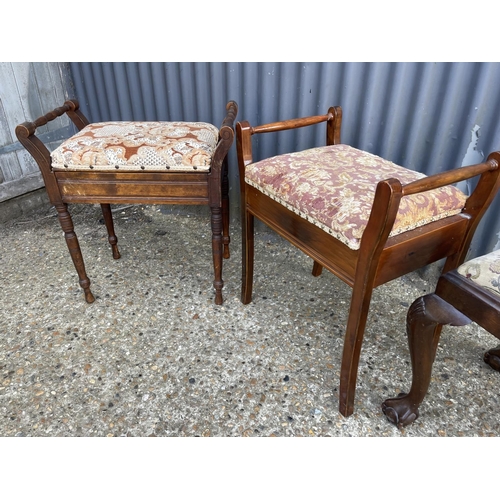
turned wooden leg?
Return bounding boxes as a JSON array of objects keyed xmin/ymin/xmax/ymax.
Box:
[
  {"xmin": 484, "ymin": 345, "xmax": 500, "ymax": 372},
  {"xmin": 382, "ymin": 294, "xmax": 471, "ymax": 428},
  {"xmin": 241, "ymin": 208, "xmax": 254, "ymax": 305},
  {"xmin": 222, "ymin": 159, "xmax": 230, "ymax": 260},
  {"xmin": 55, "ymin": 203, "xmax": 95, "ymax": 303},
  {"xmin": 312, "ymin": 261, "xmax": 323, "ymax": 277},
  {"xmin": 100, "ymin": 204, "xmax": 121, "ymax": 260},
  {"xmin": 210, "ymin": 206, "xmax": 224, "ymax": 305}
]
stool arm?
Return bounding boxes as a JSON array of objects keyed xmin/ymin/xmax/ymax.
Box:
[
  {"xmin": 16, "ymin": 99, "xmax": 88, "ymax": 138},
  {"xmin": 15, "ymin": 99, "xmax": 91, "ymax": 206},
  {"xmin": 208, "ymin": 102, "xmax": 238, "ymax": 207},
  {"xmin": 251, "ymin": 113, "xmax": 333, "ymax": 134},
  {"xmin": 211, "ymin": 101, "xmax": 238, "ymax": 169},
  {"xmin": 402, "ymin": 154, "xmax": 500, "ymax": 267},
  {"xmin": 360, "ymin": 153, "xmax": 500, "ymax": 282},
  {"xmin": 236, "ymin": 106, "xmax": 342, "ymax": 169},
  {"xmin": 401, "ymin": 158, "xmax": 499, "ymax": 196},
  {"xmin": 220, "ymin": 100, "xmax": 238, "ymax": 130}
]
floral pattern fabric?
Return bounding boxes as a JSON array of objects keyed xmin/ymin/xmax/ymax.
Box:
[
  {"xmin": 457, "ymin": 249, "xmax": 500, "ymax": 296},
  {"xmin": 51, "ymin": 121, "xmax": 220, "ymax": 172},
  {"xmin": 245, "ymin": 144, "xmax": 468, "ymax": 250}
]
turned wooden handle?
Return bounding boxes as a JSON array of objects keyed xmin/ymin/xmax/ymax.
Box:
[
  {"xmin": 221, "ymin": 100, "xmax": 238, "ymax": 129},
  {"xmin": 402, "ymin": 158, "xmax": 499, "ymax": 196},
  {"xmin": 16, "ymin": 99, "xmax": 79, "ymax": 137},
  {"xmin": 251, "ymin": 113, "xmax": 332, "ymax": 134}
]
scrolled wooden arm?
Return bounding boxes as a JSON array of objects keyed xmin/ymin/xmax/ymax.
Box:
[
  {"xmin": 211, "ymin": 101, "xmax": 238, "ymax": 169},
  {"xmin": 14, "ymin": 99, "xmax": 90, "ymax": 206},
  {"xmin": 209, "ymin": 101, "xmax": 238, "ymax": 213},
  {"xmin": 364, "ymin": 151, "xmax": 500, "ymax": 277},
  {"xmin": 15, "ymin": 100, "xmax": 81, "ymax": 139}
]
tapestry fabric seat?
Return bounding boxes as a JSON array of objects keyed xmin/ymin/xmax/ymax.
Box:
[
  {"xmin": 245, "ymin": 144, "xmax": 468, "ymax": 250},
  {"xmin": 51, "ymin": 121, "xmax": 220, "ymax": 172},
  {"xmin": 457, "ymin": 249, "xmax": 500, "ymax": 296}
]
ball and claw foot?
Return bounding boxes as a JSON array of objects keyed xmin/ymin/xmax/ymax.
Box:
[{"xmin": 382, "ymin": 393, "xmax": 419, "ymax": 428}]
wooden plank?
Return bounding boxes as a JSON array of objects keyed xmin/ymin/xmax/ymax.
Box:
[
  {"xmin": 0, "ymin": 62, "xmax": 29, "ymax": 140},
  {"xmin": 30, "ymin": 63, "xmax": 72, "ymax": 134},
  {"xmin": 0, "ymin": 64, "xmax": 24, "ymax": 182},
  {"xmin": 0, "ymin": 173, "xmax": 44, "ymax": 203},
  {"xmin": 0, "ymin": 62, "xmax": 75, "ymax": 202},
  {"xmin": 0, "ymin": 151, "xmax": 23, "ymax": 183}
]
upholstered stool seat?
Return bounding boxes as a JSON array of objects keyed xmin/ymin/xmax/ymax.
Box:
[
  {"xmin": 51, "ymin": 121, "xmax": 220, "ymax": 172},
  {"xmin": 456, "ymin": 249, "xmax": 500, "ymax": 296},
  {"xmin": 245, "ymin": 144, "xmax": 468, "ymax": 249}
]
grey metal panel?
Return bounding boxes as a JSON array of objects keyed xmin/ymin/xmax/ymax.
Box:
[{"xmin": 68, "ymin": 62, "xmax": 500, "ymax": 257}]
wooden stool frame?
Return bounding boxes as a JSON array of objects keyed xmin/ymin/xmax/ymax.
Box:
[
  {"xmin": 236, "ymin": 106, "xmax": 500, "ymax": 417},
  {"xmin": 16, "ymin": 99, "xmax": 237, "ymax": 305}
]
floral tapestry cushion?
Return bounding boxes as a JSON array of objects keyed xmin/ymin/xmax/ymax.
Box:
[
  {"xmin": 457, "ymin": 249, "xmax": 500, "ymax": 296},
  {"xmin": 245, "ymin": 144, "xmax": 468, "ymax": 250},
  {"xmin": 51, "ymin": 121, "xmax": 220, "ymax": 172}
]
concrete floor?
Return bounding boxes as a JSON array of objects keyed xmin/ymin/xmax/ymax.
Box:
[{"xmin": 1, "ymin": 192, "xmax": 499, "ymax": 437}]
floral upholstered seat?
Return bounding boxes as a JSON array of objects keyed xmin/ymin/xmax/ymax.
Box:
[
  {"xmin": 51, "ymin": 121, "xmax": 220, "ymax": 172},
  {"xmin": 457, "ymin": 249, "xmax": 500, "ymax": 296},
  {"xmin": 245, "ymin": 144, "xmax": 468, "ymax": 250}
]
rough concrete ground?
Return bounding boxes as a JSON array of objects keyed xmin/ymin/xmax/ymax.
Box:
[{"xmin": 0, "ymin": 194, "xmax": 499, "ymax": 437}]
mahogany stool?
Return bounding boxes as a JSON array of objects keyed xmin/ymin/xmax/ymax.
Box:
[
  {"xmin": 236, "ymin": 106, "xmax": 500, "ymax": 417},
  {"xmin": 16, "ymin": 99, "xmax": 237, "ymax": 305}
]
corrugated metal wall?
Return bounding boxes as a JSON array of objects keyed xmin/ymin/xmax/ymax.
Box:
[{"xmin": 68, "ymin": 62, "xmax": 500, "ymax": 257}]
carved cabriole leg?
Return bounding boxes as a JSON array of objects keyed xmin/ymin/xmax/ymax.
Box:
[
  {"xmin": 222, "ymin": 159, "xmax": 230, "ymax": 259},
  {"xmin": 55, "ymin": 203, "xmax": 95, "ymax": 303},
  {"xmin": 382, "ymin": 294, "xmax": 471, "ymax": 428},
  {"xmin": 241, "ymin": 208, "xmax": 254, "ymax": 305},
  {"xmin": 100, "ymin": 204, "xmax": 121, "ymax": 260},
  {"xmin": 210, "ymin": 206, "xmax": 224, "ymax": 305},
  {"xmin": 484, "ymin": 345, "xmax": 500, "ymax": 372}
]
